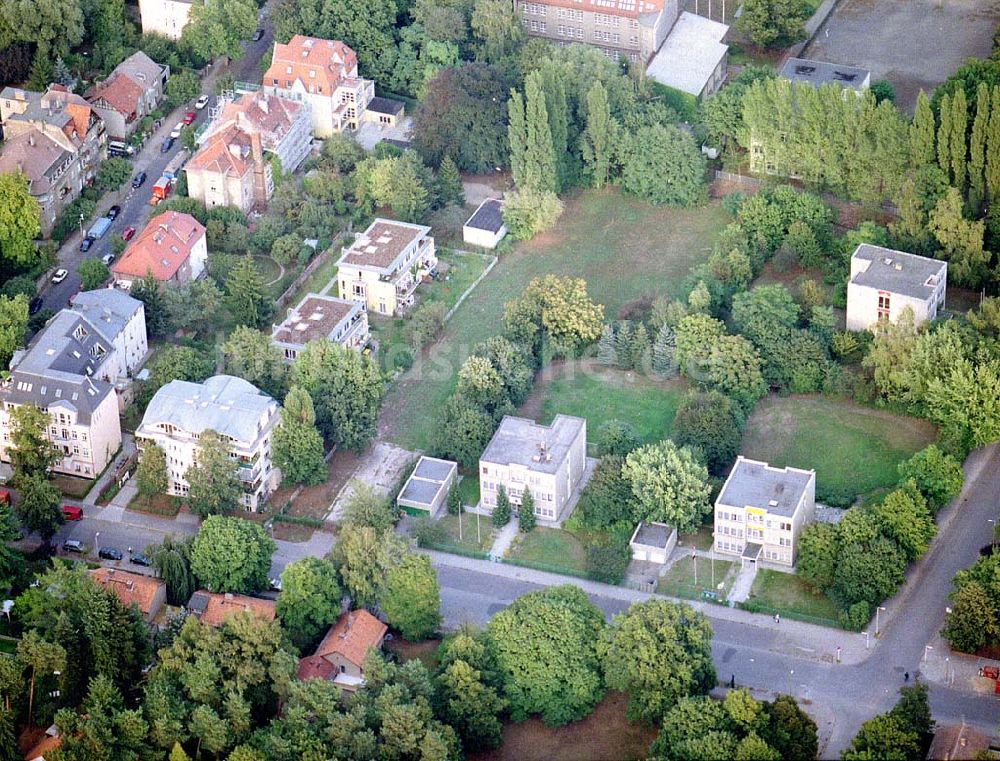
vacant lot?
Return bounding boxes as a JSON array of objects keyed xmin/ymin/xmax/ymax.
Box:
[
  {"xmin": 741, "ymin": 395, "xmax": 936, "ymax": 506},
  {"xmin": 746, "ymin": 569, "xmax": 842, "ymax": 625},
  {"xmin": 519, "ymin": 361, "xmax": 687, "ymax": 450},
  {"xmin": 471, "ymin": 691, "xmax": 656, "ymax": 761},
  {"xmin": 804, "ymin": 0, "xmax": 1000, "ymax": 112},
  {"xmin": 380, "ymin": 190, "xmax": 731, "ymax": 450}
]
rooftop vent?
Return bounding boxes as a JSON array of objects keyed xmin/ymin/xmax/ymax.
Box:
[
  {"xmin": 532, "ymin": 455, "xmax": 541, "ymax": 463},
  {"xmin": 833, "ymin": 71, "xmax": 857, "ymax": 82},
  {"xmin": 768, "ymin": 499, "xmax": 779, "ymax": 507},
  {"xmin": 894, "ymin": 263, "xmax": 902, "ymax": 271},
  {"xmin": 794, "ymin": 65, "xmax": 816, "ymax": 75},
  {"xmin": 883, "ymin": 257, "xmax": 893, "ymax": 265}
]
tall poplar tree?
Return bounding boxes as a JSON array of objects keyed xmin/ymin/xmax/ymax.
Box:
[
  {"xmin": 507, "ymin": 89, "xmax": 527, "ymax": 190},
  {"xmin": 909, "ymin": 90, "xmax": 936, "ymax": 171},
  {"xmin": 581, "ymin": 80, "xmax": 613, "ymax": 189},
  {"xmin": 950, "ymin": 88, "xmax": 968, "ymax": 193},
  {"xmin": 540, "ymin": 63, "xmax": 569, "ymax": 192},
  {"xmin": 969, "ymin": 82, "xmax": 989, "ymax": 212},
  {"xmin": 986, "ymin": 86, "xmax": 1000, "ymax": 204},
  {"xmin": 937, "ymin": 93, "xmax": 952, "ymax": 180},
  {"xmin": 523, "ymin": 71, "xmax": 557, "ymax": 194}
]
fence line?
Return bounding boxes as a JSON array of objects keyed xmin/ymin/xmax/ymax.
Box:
[
  {"xmin": 444, "ymin": 254, "xmax": 499, "ymax": 323},
  {"xmin": 274, "ymin": 228, "xmax": 351, "ymax": 312}
]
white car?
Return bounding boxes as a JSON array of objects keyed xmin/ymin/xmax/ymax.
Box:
[
  {"xmin": 101, "ymin": 253, "xmax": 116, "ymax": 266},
  {"xmin": 170, "ymin": 122, "xmax": 184, "ymax": 138},
  {"xmin": 51, "ymin": 268, "xmax": 68, "ymax": 284},
  {"xmin": 195, "ymin": 94, "xmax": 210, "ymax": 110}
]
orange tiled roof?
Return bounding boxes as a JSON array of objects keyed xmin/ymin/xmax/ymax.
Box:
[
  {"xmin": 264, "ymin": 35, "xmax": 358, "ymax": 94},
  {"xmin": 194, "ymin": 591, "xmax": 277, "ymax": 627},
  {"xmin": 89, "ymin": 567, "xmax": 165, "ymax": 616},
  {"xmin": 314, "ymin": 610, "xmax": 387, "ymax": 668},
  {"xmin": 186, "ymin": 123, "xmax": 254, "ymax": 177},
  {"xmin": 113, "ymin": 211, "xmax": 205, "ymax": 282},
  {"xmin": 88, "ymin": 72, "xmax": 143, "ymax": 116},
  {"xmin": 23, "ymin": 734, "xmax": 61, "ymax": 761},
  {"xmin": 297, "ymin": 654, "xmax": 336, "ymax": 681}
]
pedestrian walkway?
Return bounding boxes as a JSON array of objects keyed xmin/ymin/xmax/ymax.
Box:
[
  {"xmin": 728, "ymin": 562, "xmax": 758, "ymax": 604},
  {"xmin": 84, "ymin": 434, "xmax": 136, "ymax": 504},
  {"xmin": 488, "ymin": 520, "xmax": 519, "ymax": 559}
]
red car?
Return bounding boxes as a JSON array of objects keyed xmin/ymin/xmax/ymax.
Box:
[
  {"xmin": 62, "ymin": 505, "xmax": 83, "ymax": 521},
  {"xmin": 122, "ymin": 226, "xmax": 137, "ymax": 241},
  {"xmin": 182, "ymin": 111, "xmax": 196, "ymax": 125}
]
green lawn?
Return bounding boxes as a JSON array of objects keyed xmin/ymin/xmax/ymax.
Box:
[
  {"xmin": 506, "ymin": 527, "xmax": 587, "ymax": 574},
  {"xmin": 658, "ymin": 557, "xmax": 735, "ymax": 600},
  {"xmin": 741, "ymin": 395, "xmax": 936, "ymax": 506},
  {"xmin": 381, "ymin": 190, "xmax": 731, "ymax": 450},
  {"xmin": 746, "ymin": 569, "xmax": 842, "ymax": 625},
  {"xmin": 283, "ymin": 249, "xmax": 341, "ymax": 308},
  {"xmin": 521, "ymin": 362, "xmax": 687, "ymax": 448},
  {"xmin": 678, "ymin": 525, "xmax": 715, "ymax": 552},
  {"xmin": 456, "ymin": 474, "xmax": 481, "ymax": 507},
  {"xmin": 437, "ymin": 512, "xmax": 495, "ymax": 552}
]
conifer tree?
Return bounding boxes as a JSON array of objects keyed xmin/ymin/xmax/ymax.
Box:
[
  {"xmin": 523, "ymin": 71, "xmax": 557, "ymax": 194},
  {"xmin": 492, "ymin": 484, "xmax": 511, "ymax": 527},
  {"xmin": 652, "ymin": 326, "xmax": 679, "ymax": 378},
  {"xmin": 986, "ymin": 86, "xmax": 1000, "ymax": 204},
  {"xmin": 518, "ymin": 490, "xmax": 537, "ymax": 532},
  {"xmin": 950, "ymin": 88, "xmax": 968, "ymax": 193},
  {"xmin": 597, "ymin": 323, "xmax": 618, "ymax": 365},
  {"xmin": 437, "ymin": 155, "xmax": 465, "ymax": 207},
  {"xmin": 630, "ymin": 323, "xmax": 651, "ymax": 372},
  {"xmin": 615, "ymin": 321, "xmax": 633, "ymax": 370},
  {"xmin": 937, "ymin": 93, "xmax": 952, "ymax": 180},
  {"xmin": 508, "ymin": 90, "xmax": 527, "ymax": 189},
  {"xmin": 909, "ymin": 90, "xmax": 936, "ymax": 170}
]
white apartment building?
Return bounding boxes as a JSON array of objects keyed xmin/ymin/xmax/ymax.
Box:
[
  {"xmin": 0, "ymin": 294, "xmax": 147, "ymax": 478},
  {"xmin": 336, "ymin": 219, "xmax": 437, "ymax": 317},
  {"xmin": 271, "ymin": 293, "xmax": 370, "ymax": 363},
  {"xmin": 262, "ymin": 36, "xmax": 375, "ymax": 137},
  {"xmin": 479, "ymin": 415, "xmax": 587, "ymax": 522},
  {"xmin": 137, "ymin": 375, "xmax": 281, "ymax": 511},
  {"xmin": 846, "ymin": 244, "xmax": 947, "ymax": 332},
  {"xmin": 714, "ymin": 456, "xmax": 816, "ymax": 568},
  {"xmin": 138, "ymin": 0, "xmax": 193, "ymax": 40},
  {"xmin": 203, "ymin": 92, "xmax": 312, "ymax": 174}
]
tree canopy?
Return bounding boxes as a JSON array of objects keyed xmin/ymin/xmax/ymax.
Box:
[{"xmin": 190, "ymin": 516, "xmax": 276, "ymax": 594}]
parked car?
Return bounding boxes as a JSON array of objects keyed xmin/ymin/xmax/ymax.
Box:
[
  {"xmin": 107, "ymin": 205, "xmax": 122, "ymax": 219},
  {"xmin": 0, "ymin": 489, "xmax": 10, "ymax": 506},
  {"xmin": 101, "ymin": 252, "xmax": 116, "ymax": 266},
  {"xmin": 183, "ymin": 111, "xmax": 196, "ymax": 125},
  {"xmin": 160, "ymin": 137, "xmax": 174, "ymax": 153},
  {"xmin": 28, "ymin": 297, "xmax": 43, "ymax": 315},
  {"xmin": 63, "ymin": 539, "xmax": 83, "ymax": 553},
  {"xmin": 51, "ymin": 268, "xmax": 68, "ymax": 283},
  {"xmin": 170, "ymin": 122, "xmax": 184, "ymax": 138},
  {"xmin": 62, "ymin": 504, "xmax": 83, "ymax": 521},
  {"xmin": 122, "ymin": 226, "xmax": 137, "ymax": 241},
  {"xmin": 130, "ymin": 552, "xmax": 152, "ymax": 567},
  {"xmin": 195, "ymin": 94, "xmax": 210, "ymax": 110},
  {"xmin": 252, "ymin": 28, "xmax": 264, "ymax": 41},
  {"xmin": 98, "ymin": 546, "xmax": 123, "ymax": 561},
  {"xmin": 79, "ymin": 237, "xmax": 93, "ymax": 252},
  {"xmin": 132, "ymin": 171, "xmax": 147, "ymax": 188}
]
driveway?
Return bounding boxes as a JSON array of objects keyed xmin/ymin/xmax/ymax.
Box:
[{"xmin": 804, "ymin": 0, "xmax": 1000, "ymax": 112}]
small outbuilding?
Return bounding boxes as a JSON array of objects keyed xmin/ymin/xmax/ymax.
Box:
[
  {"xmin": 397, "ymin": 456, "xmax": 457, "ymax": 517},
  {"xmin": 463, "ymin": 198, "xmax": 507, "ymax": 250},
  {"xmin": 629, "ymin": 521, "xmax": 678, "ymax": 565}
]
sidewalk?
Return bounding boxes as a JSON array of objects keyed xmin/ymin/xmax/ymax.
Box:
[
  {"xmin": 489, "ymin": 520, "xmax": 519, "ymax": 558},
  {"xmin": 422, "ymin": 548, "xmax": 872, "ymax": 666},
  {"xmin": 84, "ymin": 433, "xmax": 136, "ymax": 504}
]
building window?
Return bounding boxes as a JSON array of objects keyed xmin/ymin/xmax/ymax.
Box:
[{"xmin": 877, "ymin": 292, "xmax": 891, "ymax": 319}]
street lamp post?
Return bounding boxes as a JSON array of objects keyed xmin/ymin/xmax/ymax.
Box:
[
  {"xmin": 94, "ymin": 531, "xmax": 100, "ymax": 554},
  {"xmin": 862, "ymin": 631, "xmax": 869, "ymax": 650},
  {"xmin": 989, "ymin": 519, "xmax": 997, "ymax": 551},
  {"xmin": 875, "ymin": 605, "xmax": 886, "ymax": 636},
  {"xmin": 78, "ymin": 213, "xmax": 84, "ymax": 233}
]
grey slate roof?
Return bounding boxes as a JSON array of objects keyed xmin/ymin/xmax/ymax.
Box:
[
  {"xmin": 717, "ymin": 457, "xmax": 814, "ymax": 518},
  {"xmin": 481, "ymin": 415, "xmax": 585, "ymax": 475},
  {"xmin": 632, "ymin": 521, "xmax": 672, "ymax": 548},
  {"xmin": 398, "ymin": 456, "xmax": 456, "ymax": 509},
  {"xmin": 465, "ymin": 199, "xmax": 504, "ymax": 233},
  {"xmin": 69, "ymin": 289, "xmax": 143, "ymax": 344},
  {"xmin": 850, "ymin": 244, "xmax": 946, "ymax": 300},
  {"xmin": 367, "ymin": 96, "xmax": 404, "ymax": 116},
  {"xmin": 779, "ymin": 57, "xmax": 870, "ymax": 91},
  {"xmin": 141, "ymin": 375, "xmax": 277, "ymax": 444}
]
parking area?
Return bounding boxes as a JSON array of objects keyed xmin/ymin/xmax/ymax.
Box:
[{"xmin": 804, "ymin": 0, "xmax": 1000, "ymax": 112}]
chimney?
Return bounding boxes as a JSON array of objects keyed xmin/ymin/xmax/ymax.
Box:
[
  {"xmin": 228, "ymin": 143, "xmax": 242, "ymax": 159},
  {"xmin": 27, "ymin": 134, "xmax": 35, "ymax": 147}
]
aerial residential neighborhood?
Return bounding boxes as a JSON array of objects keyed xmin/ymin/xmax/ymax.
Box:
[{"xmin": 1, "ymin": 0, "xmax": 999, "ymax": 759}]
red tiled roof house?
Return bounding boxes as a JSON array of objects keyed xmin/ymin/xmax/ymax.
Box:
[
  {"xmin": 112, "ymin": 211, "xmax": 207, "ymax": 290},
  {"xmin": 297, "ymin": 610, "xmax": 387, "ymax": 691}
]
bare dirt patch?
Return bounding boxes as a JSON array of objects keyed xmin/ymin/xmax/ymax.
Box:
[
  {"xmin": 269, "ymin": 449, "xmax": 362, "ymax": 520},
  {"xmin": 328, "ymin": 442, "xmax": 419, "ymax": 520}
]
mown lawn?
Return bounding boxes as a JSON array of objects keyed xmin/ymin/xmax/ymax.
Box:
[
  {"xmin": 437, "ymin": 512, "xmax": 494, "ymax": 553},
  {"xmin": 380, "ymin": 189, "xmax": 731, "ymax": 450},
  {"xmin": 520, "ymin": 361, "xmax": 687, "ymax": 448},
  {"xmin": 456, "ymin": 474, "xmax": 481, "ymax": 507},
  {"xmin": 506, "ymin": 527, "xmax": 587, "ymax": 574},
  {"xmin": 746, "ymin": 569, "xmax": 842, "ymax": 625},
  {"xmin": 741, "ymin": 395, "xmax": 936, "ymax": 506},
  {"xmin": 658, "ymin": 557, "xmax": 735, "ymax": 599}
]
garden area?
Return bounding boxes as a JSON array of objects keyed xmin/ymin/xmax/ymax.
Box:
[
  {"xmin": 380, "ymin": 190, "xmax": 732, "ymax": 450},
  {"xmin": 743, "ymin": 569, "xmax": 843, "ymax": 626},
  {"xmin": 657, "ymin": 556, "xmax": 735, "ymax": 601},
  {"xmin": 740, "ymin": 395, "xmax": 936, "ymax": 506},
  {"xmin": 519, "ymin": 361, "xmax": 687, "ymax": 451}
]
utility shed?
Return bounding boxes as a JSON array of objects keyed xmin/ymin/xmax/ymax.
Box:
[{"xmin": 397, "ymin": 456, "xmax": 457, "ymax": 516}]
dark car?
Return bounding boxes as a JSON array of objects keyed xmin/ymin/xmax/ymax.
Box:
[
  {"xmin": 129, "ymin": 552, "xmax": 152, "ymax": 567},
  {"xmin": 107, "ymin": 205, "xmax": 122, "ymax": 220},
  {"xmin": 160, "ymin": 137, "xmax": 175, "ymax": 153},
  {"xmin": 80, "ymin": 237, "xmax": 94, "ymax": 252},
  {"xmin": 28, "ymin": 297, "xmax": 43, "ymax": 315},
  {"xmin": 252, "ymin": 28, "xmax": 264, "ymax": 41},
  {"xmin": 98, "ymin": 546, "xmax": 123, "ymax": 561},
  {"xmin": 132, "ymin": 171, "xmax": 147, "ymax": 188}
]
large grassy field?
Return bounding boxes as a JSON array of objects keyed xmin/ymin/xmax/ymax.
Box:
[
  {"xmin": 380, "ymin": 190, "xmax": 731, "ymax": 450},
  {"xmin": 519, "ymin": 361, "xmax": 687, "ymax": 449},
  {"xmin": 741, "ymin": 395, "xmax": 936, "ymax": 506}
]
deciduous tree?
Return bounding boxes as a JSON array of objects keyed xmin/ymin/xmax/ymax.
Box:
[
  {"xmin": 0, "ymin": 294, "xmax": 28, "ymax": 371},
  {"xmin": 136, "ymin": 442, "xmax": 168, "ymax": 501},
  {"xmin": 928, "ymin": 187, "xmax": 989, "ymax": 286},
  {"xmin": 151, "ymin": 537, "xmax": 196, "ymax": 606},
  {"xmin": 581, "ymin": 80, "xmax": 614, "ymax": 188},
  {"xmin": 618, "ymin": 124, "xmax": 707, "ymax": 207},
  {"xmin": 0, "ymin": 172, "xmax": 40, "ymax": 268},
  {"xmin": 190, "ymin": 515, "xmax": 276, "ymax": 594},
  {"xmin": 181, "ymin": 0, "xmax": 257, "ymax": 62},
  {"xmin": 672, "ymin": 391, "xmax": 744, "ymax": 475},
  {"xmin": 185, "ymin": 430, "xmax": 242, "ymax": 517},
  {"xmin": 12, "ymin": 473, "xmax": 62, "ymax": 539},
  {"xmin": 272, "ymin": 386, "xmax": 326, "ymax": 486},
  {"xmin": 735, "ymin": 0, "xmax": 806, "ymax": 48},
  {"xmin": 329, "ymin": 524, "xmax": 408, "ymax": 609},
  {"xmin": 76, "ymin": 259, "xmax": 110, "ymax": 290},
  {"xmin": 910, "ymin": 90, "xmax": 936, "ymax": 169},
  {"xmin": 8, "ymin": 404, "xmax": 60, "ymax": 483},
  {"xmin": 381, "ymin": 553, "xmax": 441, "ymax": 640},
  {"xmin": 897, "ymin": 445, "xmax": 964, "ymax": 512},
  {"xmin": 622, "ymin": 441, "xmax": 711, "ymax": 533},
  {"xmin": 0, "ymin": 0, "xmax": 84, "ymax": 58},
  {"xmin": 436, "ymin": 658, "xmax": 506, "ymax": 752},
  {"xmin": 276, "ymin": 556, "xmax": 342, "ymax": 649},
  {"xmin": 340, "ymin": 480, "xmax": 398, "ymax": 534},
  {"xmin": 943, "ymin": 581, "xmax": 999, "ymax": 653}
]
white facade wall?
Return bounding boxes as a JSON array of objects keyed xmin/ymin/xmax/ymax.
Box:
[
  {"xmin": 138, "ymin": 0, "xmax": 192, "ymax": 40},
  {"xmin": 462, "ymin": 223, "xmax": 507, "ymax": 250}
]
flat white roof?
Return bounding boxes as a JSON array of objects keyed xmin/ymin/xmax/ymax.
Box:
[{"xmin": 646, "ymin": 12, "xmax": 729, "ymax": 97}]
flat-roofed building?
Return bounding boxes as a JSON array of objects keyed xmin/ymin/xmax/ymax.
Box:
[
  {"xmin": 846, "ymin": 244, "xmax": 947, "ymax": 332},
  {"xmin": 778, "ymin": 57, "xmax": 871, "ymax": 93},
  {"xmin": 714, "ymin": 456, "xmax": 816, "ymax": 568},
  {"xmin": 336, "ymin": 219, "xmax": 437, "ymax": 316},
  {"xmin": 479, "ymin": 414, "xmax": 587, "ymax": 522},
  {"xmin": 629, "ymin": 521, "xmax": 677, "ymax": 564},
  {"xmin": 397, "ymin": 456, "xmax": 457, "ymax": 516},
  {"xmin": 270, "ymin": 293, "xmax": 370, "ymax": 362},
  {"xmin": 645, "ymin": 12, "xmax": 729, "ymax": 97}
]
